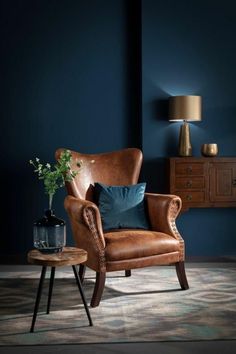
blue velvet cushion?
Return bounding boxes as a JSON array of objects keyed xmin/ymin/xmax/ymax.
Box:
[{"xmin": 94, "ymin": 182, "xmax": 149, "ymax": 231}]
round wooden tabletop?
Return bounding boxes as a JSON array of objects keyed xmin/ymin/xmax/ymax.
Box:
[{"xmin": 27, "ymin": 247, "xmax": 87, "ymax": 267}]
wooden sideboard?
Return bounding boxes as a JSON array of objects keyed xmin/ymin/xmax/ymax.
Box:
[{"xmin": 168, "ymin": 157, "xmax": 236, "ymax": 211}]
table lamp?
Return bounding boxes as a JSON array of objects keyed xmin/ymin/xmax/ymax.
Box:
[{"xmin": 169, "ymin": 95, "xmax": 202, "ymax": 156}]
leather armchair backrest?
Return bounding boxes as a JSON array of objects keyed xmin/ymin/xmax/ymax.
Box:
[{"xmin": 55, "ymin": 148, "xmax": 143, "ymax": 201}]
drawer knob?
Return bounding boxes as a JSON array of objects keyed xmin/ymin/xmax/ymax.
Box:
[
  {"xmin": 187, "ymin": 166, "xmax": 193, "ymax": 173},
  {"xmin": 186, "ymin": 195, "xmax": 192, "ymax": 201},
  {"xmin": 232, "ymin": 179, "xmax": 236, "ymax": 186},
  {"xmin": 186, "ymin": 181, "xmax": 192, "ymax": 187}
]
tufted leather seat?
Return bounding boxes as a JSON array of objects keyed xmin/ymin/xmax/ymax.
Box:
[{"xmin": 55, "ymin": 148, "xmax": 189, "ymax": 307}]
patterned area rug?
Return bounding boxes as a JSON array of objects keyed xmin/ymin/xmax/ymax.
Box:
[{"xmin": 0, "ymin": 265, "xmax": 236, "ymax": 346}]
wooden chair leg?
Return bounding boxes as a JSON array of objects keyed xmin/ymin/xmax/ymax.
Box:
[
  {"xmin": 175, "ymin": 261, "xmax": 189, "ymax": 290},
  {"xmin": 125, "ymin": 270, "xmax": 131, "ymax": 277},
  {"xmin": 79, "ymin": 264, "xmax": 86, "ymax": 284},
  {"xmin": 90, "ymin": 272, "xmax": 106, "ymax": 308}
]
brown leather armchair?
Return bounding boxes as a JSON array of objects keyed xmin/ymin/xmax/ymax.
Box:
[{"xmin": 55, "ymin": 148, "xmax": 189, "ymax": 307}]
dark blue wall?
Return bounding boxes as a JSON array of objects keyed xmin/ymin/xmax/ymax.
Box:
[
  {"xmin": 0, "ymin": 0, "xmax": 141, "ymax": 259},
  {"xmin": 141, "ymin": 0, "xmax": 236, "ymax": 257},
  {"xmin": 1, "ymin": 0, "xmax": 236, "ymax": 260}
]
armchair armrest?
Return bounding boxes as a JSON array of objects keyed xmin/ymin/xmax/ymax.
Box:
[
  {"xmin": 64, "ymin": 195, "xmax": 106, "ymax": 272},
  {"xmin": 145, "ymin": 193, "xmax": 182, "ymax": 240}
]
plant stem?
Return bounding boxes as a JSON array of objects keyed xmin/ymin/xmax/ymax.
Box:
[{"xmin": 49, "ymin": 194, "xmax": 53, "ymax": 210}]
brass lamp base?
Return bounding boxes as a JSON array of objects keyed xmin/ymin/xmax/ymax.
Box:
[{"xmin": 178, "ymin": 122, "xmax": 192, "ymax": 157}]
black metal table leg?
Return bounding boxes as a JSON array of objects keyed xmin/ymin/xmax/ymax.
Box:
[
  {"xmin": 78, "ymin": 264, "xmax": 86, "ymax": 284},
  {"xmin": 30, "ymin": 266, "xmax": 47, "ymax": 333},
  {"xmin": 125, "ymin": 270, "xmax": 131, "ymax": 277},
  {"xmin": 47, "ymin": 266, "xmax": 55, "ymax": 314},
  {"xmin": 72, "ymin": 265, "xmax": 93, "ymax": 326}
]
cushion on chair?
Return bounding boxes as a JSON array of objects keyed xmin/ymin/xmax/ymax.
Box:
[
  {"xmin": 94, "ymin": 182, "xmax": 149, "ymax": 231},
  {"xmin": 104, "ymin": 229, "xmax": 180, "ymax": 261}
]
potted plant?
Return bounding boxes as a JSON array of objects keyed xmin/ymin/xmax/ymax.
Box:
[{"xmin": 29, "ymin": 149, "xmax": 80, "ymax": 253}]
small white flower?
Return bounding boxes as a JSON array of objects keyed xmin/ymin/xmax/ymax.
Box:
[
  {"xmin": 46, "ymin": 163, "xmax": 51, "ymax": 168},
  {"xmin": 36, "ymin": 158, "xmax": 40, "ymax": 162}
]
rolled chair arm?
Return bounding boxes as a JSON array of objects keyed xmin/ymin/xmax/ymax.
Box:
[
  {"xmin": 145, "ymin": 193, "xmax": 182, "ymax": 239},
  {"xmin": 64, "ymin": 195, "xmax": 106, "ymax": 272}
]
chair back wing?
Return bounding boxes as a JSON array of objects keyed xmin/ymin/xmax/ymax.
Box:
[{"xmin": 55, "ymin": 148, "xmax": 143, "ymax": 201}]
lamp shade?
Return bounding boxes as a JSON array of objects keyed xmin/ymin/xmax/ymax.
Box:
[{"xmin": 169, "ymin": 95, "xmax": 202, "ymax": 122}]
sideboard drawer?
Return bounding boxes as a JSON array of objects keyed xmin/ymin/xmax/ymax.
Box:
[
  {"xmin": 169, "ymin": 157, "xmax": 236, "ymax": 211},
  {"xmin": 177, "ymin": 191, "xmax": 205, "ymax": 203},
  {"xmin": 175, "ymin": 177, "xmax": 205, "ymax": 190},
  {"xmin": 175, "ymin": 163, "xmax": 204, "ymax": 176}
]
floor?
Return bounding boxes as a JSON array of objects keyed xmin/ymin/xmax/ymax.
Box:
[
  {"xmin": 1, "ymin": 341, "xmax": 236, "ymax": 354},
  {"xmin": 0, "ymin": 263, "xmax": 235, "ymax": 354}
]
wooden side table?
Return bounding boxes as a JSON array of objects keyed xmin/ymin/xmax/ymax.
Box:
[{"xmin": 27, "ymin": 247, "xmax": 93, "ymax": 332}]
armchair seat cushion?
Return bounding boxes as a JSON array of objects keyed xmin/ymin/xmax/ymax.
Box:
[{"xmin": 104, "ymin": 230, "xmax": 180, "ymax": 261}]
